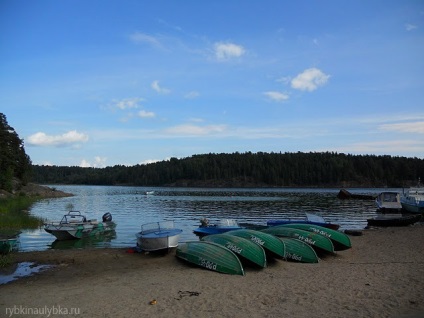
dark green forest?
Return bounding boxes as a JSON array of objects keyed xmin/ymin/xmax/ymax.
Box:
[
  {"xmin": 32, "ymin": 152, "xmax": 424, "ymax": 188},
  {"xmin": 1, "ymin": 112, "xmax": 423, "ymax": 190},
  {"xmin": 0, "ymin": 113, "xmax": 32, "ymax": 192}
]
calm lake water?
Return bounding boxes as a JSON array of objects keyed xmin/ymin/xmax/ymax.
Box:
[{"xmin": 17, "ymin": 185, "xmax": 399, "ymax": 251}]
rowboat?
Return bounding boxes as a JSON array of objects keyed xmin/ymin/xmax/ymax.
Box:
[
  {"xmin": 0, "ymin": 231, "xmax": 20, "ymax": 255},
  {"xmin": 267, "ymin": 212, "xmax": 340, "ymax": 230},
  {"xmin": 136, "ymin": 220, "xmax": 182, "ymax": 252},
  {"xmin": 278, "ymin": 223, "xmax": 352, "ymax": 251},
  {"xmin": 367, "ymin": 214, "xmax": 422, "ymax": 227},
  {"xmin": 202, "ymin": 233, "xmax": 267, "ymax": 268},
  {"xmin": 227, "ymin": 229, "xmax": 286, "ymax": 258},
  {"xmin": 375, "ymin": 191, "xmax": 402, "ymax": 212},
  {"xmin": 193, "ymin": 219, "xmax": 243, "ymax": 237},
  {"xmin": 44, "ymin": 211, "xmax": 116, "ymax": 240},
  {"xmin": 176, "ymin": 241, "xmax": 245, "ymax": 276},
  {"xmin": 262, "ymin": 226, "xmax": 335, "ymax": 254},
  {"xmin": 278, "ymin": 237, "xmax": 319, "ymax": 263}
]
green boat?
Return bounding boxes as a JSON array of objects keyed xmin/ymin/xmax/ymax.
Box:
[
  {"xmin": 227, "ymin": 229, "xmax": 286, "ymax": 258},
  {"xmin": 279, "ymin": 223, "xmax": 352, "ymax": 251},
  {"xmin": 202, "ymin": 233, "xmax": 267, "ymax": 268},
  {"xmin": 262, "ymin": 226, "xmax": 335, "ymax": 254},
  {"xmin": 176, "ymin": 241, "xmax": 245, "ymax": 276},
  {"xmin": 279, "ymin": 237, "xmax": 319, "ymax": 263},
  {"xmin": 0, "ymin": 237, "xmax": 18, "ymax": 255}
]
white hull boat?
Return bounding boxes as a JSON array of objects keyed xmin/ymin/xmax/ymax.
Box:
[
  {"xmin": 44, "ymin": 211, "xmax": 116, "ymax": 240},
  {"xmin": 375, "ymin": 191, "xmax": 402, "ymax": 212},
  {"xmin": 400, "ymin": 180, "xmax": 424, "ymax": 214}
]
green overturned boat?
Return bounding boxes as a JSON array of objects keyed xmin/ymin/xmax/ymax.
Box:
[
  {"xmin": 228, "ymin": 229, "xmax": 285, "ymax": 258},
  {"xmin": 279, "ymin": 223, "xmax": 352, "ymax": 251},
  {"xmin": 176, "ymin": 241, "xmax": 245, "ymax": 276},
  {"xmin": 279, "ymin": 237, "xmax": 319, "ymax": 263},
  {"xmin": 262, "ymin": 226, "xmax": 335, "ymax": 254},
  {"xmin": 202, "ymin": 233, "xmax": 267, "ymax": 268}
]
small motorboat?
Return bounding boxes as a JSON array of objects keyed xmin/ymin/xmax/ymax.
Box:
[
  {"xmin": 267, "ymin": 212, "xmax": 340, "ymax": 230},
  {"xmin": 375, "ymin": 191, "xmax": 402, "ymax": 212},
  {"xmin": 136, "ymin": 220, "xmax": 182, "ymax": 253},
  {"xmin": 44, "ymin": 211, "xmax": 116, "ymax": 240},
  {"xmin": 367, "ymin": 214, "xmax": 422, "ymax": 227},
  {"xmin": 193, "ymin": 218, "xmax": 243, "ymax": 237},
  {"xmin": 400, "ymin": 180, "xmax": 424, "ymax": 214}
]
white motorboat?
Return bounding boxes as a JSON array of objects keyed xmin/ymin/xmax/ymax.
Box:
[
  {"xmin": 375, "ymin": 191, "xmax": 402, "ymax": 212},
  {"xmin": 44, "ymin": 211, "xmax": 116, "ymax": 240},
  {"xmin": 400, "ymin": 179, "xmax": 424, "ymax": 214}
]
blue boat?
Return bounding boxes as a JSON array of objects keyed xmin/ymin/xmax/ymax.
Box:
[{"xmin": 193, "ymin": 219, "xmax": 243, "ymax": 237}]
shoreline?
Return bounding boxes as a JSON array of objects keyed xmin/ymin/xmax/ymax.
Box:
[{"xmin": 1, "ymin": 225, "xmax": 424, "ymax": 318}]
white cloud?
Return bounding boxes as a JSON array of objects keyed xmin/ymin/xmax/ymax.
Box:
[
  {"xmin": 263, "ymin": 91, "xmax": 289, "ymax": 102},
  {"xmin": 184, "ymin": 91, "xmax": 200, "ymax": 99},
  {"xmin": 27, "ymin": 130, "xmax": 89, "ymax": 147},
  {"xmin": 80, "ymin": 156, "xmax": 107, "ymax": 168},
  {"xmin": 291, "ymin": 68, "xmax": 330, "ymax": 91},
  {"xmin": 112, "ymin": 97, "xmax": 143, "ymax": 110},
  {"xmin": 405, "ymin": 23, "xmax": 417, "ymax": 31},
  {"xmin": 129, "ymin": 32, "xmax": 162, "ymax": 47},
  {"xmin": 214, "ymin": 42, "xmax": 245, "ymax": 61},
  {"xmin": 379, "ymin": 121, "xmax": 424, "ymax": 133},
  {"xmin": 165, "ymin": 124, "xmax": 227, "ymax": 136},
  {"xmin": 137, "ymin": 110, "xmax": 155, "ymax": 118},
  {"xmin": 151, "ymin": 80, "xmax": 170, "ymax": 94}
]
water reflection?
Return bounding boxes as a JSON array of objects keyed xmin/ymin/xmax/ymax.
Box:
[{"xmin": 17, "ymin": 185, "xmax": 397, "ymax": 251}]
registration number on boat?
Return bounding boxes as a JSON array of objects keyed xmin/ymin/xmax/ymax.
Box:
[
  {"xmin": 296, "ymin": 235, "xmax": 316, "ymax": 246},
  {"xmin": 198, "ymin": 257, "xmax": 217, "ymax": 270},
  {"xmin": 225, "ymin": 243, "xmax": 242, "ymax": 254},
  {"xmin": 250, "ymin": 236, "xmax": 265, "ymax": 245}
]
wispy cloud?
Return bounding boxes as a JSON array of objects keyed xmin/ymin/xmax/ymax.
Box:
[
  {"xmin": 164, "ymin": 124, "xmax": 227, "ymax": 136},
  {"xmin": 151, "ymin": 80, "xmax": 171, "ymax": 94},
  {"xmin": 129, "ymin": 32, "xmax": 162, "ymax": 48},
  {"xmin": 263, "ymin": 91, "xmax": 289, "ymax": 102},
  {"xmin": 111, "ymin": 97, "xmax": 143, "ymax": 110},
  {"xmin": 137, "ymin": 110, "xmax": 155, "ymax": 118},
  {"xmin": 379, "ymin": 121, "xmax": 424, "ymax": 134},
  {"xmin": 27, "ymin": 130, "xmax": 89, "ymax": 147},
  {"xmin": 184, "ymin": 91, "xmax": 200, "ymax": 99},
  {"xmin": 214, "ymin": 42, "xmax": 245, "ymax": 61},
  {"xmin": 405, "ymin": 23, "xmax": 417, "ymax": 31},
  {"xmin": 291, "ymin": 68, "xmax": 330, "ymax": 92}
]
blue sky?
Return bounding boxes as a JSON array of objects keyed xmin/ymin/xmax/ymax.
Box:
[{"xmin": 1, "ymin": 1, "xmax": 423, "ymax": 167}]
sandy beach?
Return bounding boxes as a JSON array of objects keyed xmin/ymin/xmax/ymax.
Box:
[{"xmin": 1, "ymin": 225, "xmax": 424, "ymax": 318}]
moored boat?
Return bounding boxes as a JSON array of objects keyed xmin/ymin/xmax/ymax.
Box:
[
  {"xmin": 202, "ymin": 233, "xmax": 267, "ymax": 268},
  {"xmin": 278, "ymin": 223, "xmax": 352, "ymax": 251},
  {"xmin": 375, "ymin": 191, "xmax": 402, "ymax": 212},
  {"xmin": 176, "ymin": 241, "xmax": 245, "ymax": 276},
  {"xmin": 267, "ymin": 212, "xmax": 340, "ymax": 230},
  {"xmin": 400, "ymin": 180, "xmax": 424, "ymax": 214},
  {"xmin": 227, "ymin": 229, "xmax": 286, "ymax": 258},
  {"xmin": 193, "ymin": 218, "xmax": 243, "ymax": 237},
  {"xmin": 44, "ymin": 211, "xmax": 116, "ymax": 240},
  {"xmin": 136, "ymin": 220, "xmax": 182, "ymax": 252},
  {"xmin": 367, "ymin": 214, "xmax": 422, "ymax": 227},
  {"xmin": 278, "ymin": 237, "xmax": 319, "ymax": 263},
  {"xmin": 262, "ymin": 226, "xmax": 335, "ymax": 254}
]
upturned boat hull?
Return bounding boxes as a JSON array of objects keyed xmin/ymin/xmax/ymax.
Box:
[
  {"xmin": 202, "ymin": 233, "xmax": 267, "ymax": 268},
  {"xmin": 228, "ymin": 229, "xmax": 286, "ymax": 258},
  {"xmin": 278, "ymin": 223, "xmax": 352, "ymax": 251},
  {"xmin": 262, "ymin": 226, "xmax": 335, "ymax": 254},
  {"xmin": 278, "ymin": 237, "xmax": 319, "ymax": 263},
  {"xmin": 367, "ymin": 214, "xmax": 422, "ymax": 227},
  {"xmin": 176, "ymin": 241, "xmax": 245, "ymax": 275}
]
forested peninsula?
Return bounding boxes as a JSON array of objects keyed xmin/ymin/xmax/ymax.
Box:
[{"xmin": 32, "ymin": 152, "xmax": 424, "ymax": 188}]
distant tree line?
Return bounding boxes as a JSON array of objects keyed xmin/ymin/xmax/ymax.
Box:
[
  {"xmin": 31, "ymin": 152, "xmax": 424, "ymax": 188},
  {"xmin": 0, "ymin": 113, "xmax": 32, "ymax": 192}
]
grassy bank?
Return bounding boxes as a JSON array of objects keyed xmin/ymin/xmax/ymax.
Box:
[{"xmin": 0, "ymin": 196, "xmax": 45, "ymax": 230}]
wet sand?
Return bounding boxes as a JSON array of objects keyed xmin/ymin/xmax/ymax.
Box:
[{"xmin": 1, "ymin": 225, "xmax": 424, "ymax": 318}]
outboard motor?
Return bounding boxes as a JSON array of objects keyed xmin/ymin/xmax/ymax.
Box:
[{"xmin": 102, "ymin": 212, "xmax": 112, "ymax": 222}]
